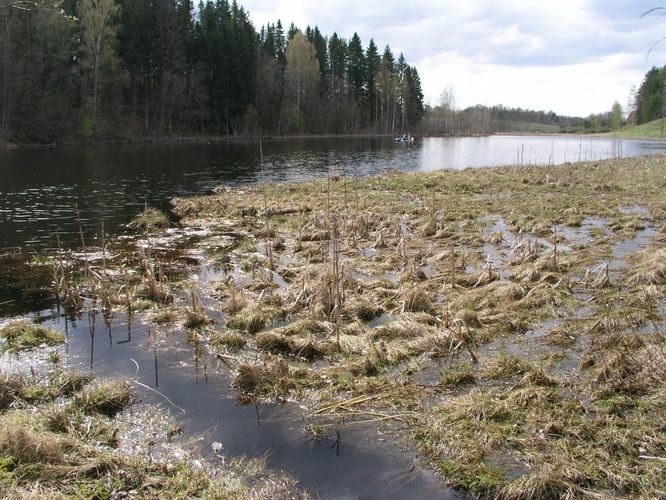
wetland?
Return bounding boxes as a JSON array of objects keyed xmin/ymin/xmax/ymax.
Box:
[{"xmin": 1, "ymin": 142, "xmax": 665, "ymax": 498}]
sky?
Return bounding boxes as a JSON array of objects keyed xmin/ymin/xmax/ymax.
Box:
[{"xmin": 238, "ymin": 0, "xmax": 666, "ymax": 117}]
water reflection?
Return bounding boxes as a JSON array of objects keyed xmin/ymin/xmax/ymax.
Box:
[
  {"xmin": 18, "ymin": 304, "xmax": 454, "ymax": 499},
  {"xmin": 1, "ymin": 136, "xmax": 665, "ymax": 249}
]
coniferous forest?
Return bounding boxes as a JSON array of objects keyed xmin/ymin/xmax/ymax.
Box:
[
  {"xmin": 632, "ymin": 65, "xmax": 666, "ymax": 125},
  {"xmin": 0, "ymin": 0, "xmax": 425, "ymax": 143}
]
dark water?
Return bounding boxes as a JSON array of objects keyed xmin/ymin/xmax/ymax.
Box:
[
  {"xmin": 1, "ymin": 135, "xmax": 665, "ymax": 249},
  {"xmin": 2, "ymin": 298, "xmax": 453, "ymax": 500}
]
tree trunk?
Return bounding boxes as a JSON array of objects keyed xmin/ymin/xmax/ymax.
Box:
[
  {"xmin": 93, "ymin": 54, "xmax": 99, "ymax": 129},
  {"xmin": 1, "ymin": 16, "xmax": 10, "ymax": 128}
]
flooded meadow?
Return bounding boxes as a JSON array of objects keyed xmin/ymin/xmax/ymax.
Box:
[{"xmin": 2, "ymin": 153, "xmax": 665, "ymax": 498}]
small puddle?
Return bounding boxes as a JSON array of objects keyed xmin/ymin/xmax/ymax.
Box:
[
  {"xmin": 367, "ymin": 313, "xmax": 392, "ymax": 329},
  {"xmin": 618, "ymin": 205, "xmax": 651, "ymax": 217},
  {"xmin": 352, "ymin": 270, "xmax": 399, "ymax": 286},
  {"xmin": 477, "ymin": 216, "xmax": 515, "ymax": 277},
  {"xmin": 556, "ymin": 216, "xmax": 610, "ymax": 244},
  {"xmin": 611, "ymin": 227, "xmax": 657, "ymax": 264},
  {"xmin": 528, "ymin": 318, "xmax": 564, "ymax": 339},
  {"xmin": 271, "ymin": 271, "xmax": 289, "ymax": 290},
  {"xmin": 399, "ymin": 218, "xmax": 416, "ymax": 241},
  {"xmin": 411, "ymin": 358, "xmax": 444, "ymax": 387},
  {"xmin": 360, "ymin": 247, "xmax": 378, "ymax": 258}
]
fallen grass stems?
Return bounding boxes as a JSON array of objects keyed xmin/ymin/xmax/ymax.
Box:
[
  {"xmin": 18, "ymin": 154, "xmax": 665, "ymax": 498},
  {"xmin": 169, "ymin": 155, "xmax": 664, "ymax": 497}
]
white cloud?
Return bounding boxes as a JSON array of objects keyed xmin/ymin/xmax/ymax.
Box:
[{"xmin": 240, "ymin": 0, "xmax": 666, "ymax": 116}]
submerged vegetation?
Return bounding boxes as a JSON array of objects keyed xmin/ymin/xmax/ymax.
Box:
[{"xmin": 10, "ymin": 154, "xmax": 666, "ymax": 497}]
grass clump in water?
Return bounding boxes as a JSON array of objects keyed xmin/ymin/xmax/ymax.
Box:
[
  {"xmin": 0, "ymin": 320, "xmax": 64, "ymax": 352},
  {"xmin": 147, "ymin": 307, "xmax": 179, "ymax": 324},
  {"xmin": 234, "ymin": 360, "xmax": 308, "ymax": 401},
  {"xmin": 483, "ymin": 353, "xmax": 532, "ymax": 379},
  {"xmin": 226, "ymin": 308, "xmax": 270, "ymax": 334},
  {"xmin": 1, "ymin": 370, "xmax": 93, "ymax": 411},
  {"xmin": 255, "ymin": 331, "xmax": 329, "ymax": 360},
  {"xmin": 400, "ymin": 286, "xmax": 433, "ymax": 313},
  {"xmin": 440, "ymin": 364, "xmax": 477, "ymax": 388},
  {"xmin": 184, "ymin": 308, "xmax": 212, "ymax": 329},
  {"xmin": 209, "ymin": 330, "xmax": 247, "ymax": 351},
  {"xmin": 74, "ymin": 379, "xmax": 133, "ymax": 417},
  {"xmin": 128, "ymin": 206, "xmax": 170, "ymax": 230}
]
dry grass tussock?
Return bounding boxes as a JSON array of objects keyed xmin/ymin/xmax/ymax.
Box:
[
  {"xmin": 497, "ymin": 463, "xmax": 584, "ymax": 500},
  {"xmin": 234, "ymin": 360, "xmax": 308, "ymax": 401},
  {"xmin": 370, "ymin": 317, "xmax": 434, "ymax": 341},
  {"xmin": 74, "ymin": 379, "xmax": 133, "ymax": 417},
  {"xmin": 226, "ymin": 307, "xmax": 271, "ymax": 334},
  {"xmin": 627, "ymin": 247, "xmax": 666, "ymax": 285},
  {"xmin": 589, "ymin": 332, "xmax": 666, "ymax": 397},
  {"xmin": 127, "ymin": 206, "xmax": 169, "ymax": 230},
  {"xmin": 209, "ymin": 330, "xmax": 247, "ymax": 351},
  {"xmin": 255, "ymin": 331, "xmax": 330, "ymax": 360},
  {"xmin": 400, "ymin": 286, "xmax": 432, "ymax": 313},
  {"xmin": 0, "ymin": 415, "xmax": 78, "ymax": 467}
]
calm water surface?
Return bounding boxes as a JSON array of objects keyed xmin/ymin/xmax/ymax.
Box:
[
  {"xmin": 1, "ymin": 301, "xmax": 451, "ymax": 499},
  {"xmin": 1, "ymin": 135, "xmax": 665, "ymax": 249}
]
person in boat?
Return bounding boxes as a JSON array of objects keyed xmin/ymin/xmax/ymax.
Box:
[{"xmin": 402, "ymin": 133, "xmax": 407, "ymax": 141}]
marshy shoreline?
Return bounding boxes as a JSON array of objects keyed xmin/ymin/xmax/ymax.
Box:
[{"xmin": 2, "ymin": 154, "xmax": 665, "ymax": 498}]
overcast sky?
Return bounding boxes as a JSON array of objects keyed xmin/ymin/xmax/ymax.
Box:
[{"xmin": 239, "ymin": 0, "xmax": 666, "ymax": 117}]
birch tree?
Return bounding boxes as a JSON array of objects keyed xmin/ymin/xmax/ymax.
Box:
[
  {"xmin": 78, "ymin": 0, "xmax": 121, "ymax": 134},
  {"xmin": 285, "ymin": 31, "xmax": 319, "ymax": 132}
]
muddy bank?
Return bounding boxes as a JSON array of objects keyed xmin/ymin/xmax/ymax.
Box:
[{"xmin": 4, "ymin": 154, "xmax": 666, "ymax": 498}]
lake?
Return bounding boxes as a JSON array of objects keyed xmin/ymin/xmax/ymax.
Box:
[{"xmin": 1, "ymin": 135, "xmax": 665, "ymax": 250}]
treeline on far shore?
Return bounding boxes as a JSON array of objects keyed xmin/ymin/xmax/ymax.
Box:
[
  {"xmin": 0, "ymin": 0, "xmax": 425, "ymax": 144},
  {"xmin": 3, "ymin": 0, "xmax": 657, "ymax": 146}
]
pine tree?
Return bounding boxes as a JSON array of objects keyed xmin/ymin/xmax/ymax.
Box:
[
  {"xmin": 287, "ymin": 22, "xmax": 298, "ymax": 40},
  {"xmin": 347, "ymin": 33, "xmax": 365, "ymax": 104},
  {"xmin": 377, "ymin": 45, "xmax": 395, "ymax": 133},
  {"xmin": 365, "ymin": 39, "xmax": 380, "ymax": 129},
  {"xmin": 406, "ymin": 66, "xmax": 425, "ymax": 128},
  {"xmin": 636, "ymin": 66, "xmax": 665, "ymax": 124}
]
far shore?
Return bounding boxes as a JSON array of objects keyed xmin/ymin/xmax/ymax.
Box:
[{"xmin": 3, "ymin": 129, "xmax": 666, "ymax": 151}]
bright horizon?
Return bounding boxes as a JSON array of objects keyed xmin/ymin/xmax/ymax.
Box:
[{"xmin": 239, "ymin": 0, "xmax": 666, "ymax": 117}]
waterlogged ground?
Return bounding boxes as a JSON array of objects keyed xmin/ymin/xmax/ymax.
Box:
[{"xmin": 3, "ymin": 155, "xmax": 666, "ymax": 498}]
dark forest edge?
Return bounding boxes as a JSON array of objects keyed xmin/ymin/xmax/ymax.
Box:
[
  {"xmin": 0, "ymin": 0, "xmax": 426, "ymax": 144},
  {"xmin": 0, "ymin": 0, "xmax": 660, "ymax": 147}
]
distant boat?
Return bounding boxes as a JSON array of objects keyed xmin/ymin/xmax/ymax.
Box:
[{"xmin": 394, "ymin": 134, "xmax": 415, "ymax": 143}]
